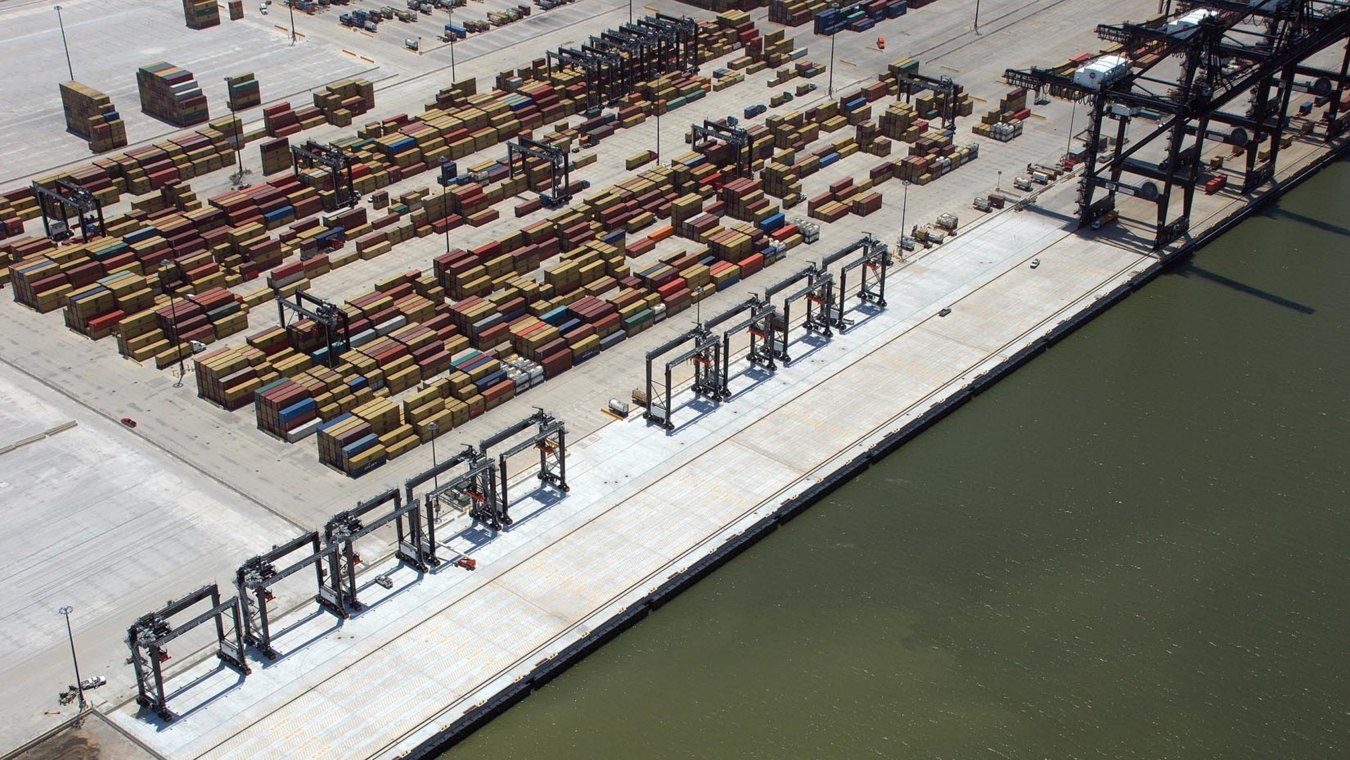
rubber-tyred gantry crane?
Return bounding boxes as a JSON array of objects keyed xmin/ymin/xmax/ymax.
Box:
[
  {"xmin": 236, "ymin": 531, "xmax": 327, "ymax": 659},
  {"xmin": 127, "ymin": 584, "xmax": 250, "ymax": 721},
  {"xmin": 32, "ymin": 178, "xmax": 105, "ymax": 242},
  {"xmin": 291, "ymin": 139, "xmax": 358, "ymax": 209}
]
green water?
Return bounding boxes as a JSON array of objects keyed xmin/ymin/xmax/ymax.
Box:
[{"xmin": 449, "ymin": 162, "xmax": 1350, "ymax": 758}]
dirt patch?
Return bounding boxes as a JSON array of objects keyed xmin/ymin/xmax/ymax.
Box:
[
  {"xmin": 8, "ymin": 725, "xmax": 101, "ymax": 760},
  {"xmin": 6, "ymin": 715, "xmax": 158, "ymax": 760}
]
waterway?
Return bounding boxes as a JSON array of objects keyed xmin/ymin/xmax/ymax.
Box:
[{"xmin": 449, "ymin": 161, "xmax": 1350, "ymax": 758}]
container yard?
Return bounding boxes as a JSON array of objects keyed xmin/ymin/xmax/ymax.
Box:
[{"xmin": 1, "ymin": 0, "xmax": 1346, "ymax": 757}]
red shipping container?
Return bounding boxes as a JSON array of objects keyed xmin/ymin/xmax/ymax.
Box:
[{"xmin": 738, "ymin": 253, "xmax": 765, "ymax": 277}]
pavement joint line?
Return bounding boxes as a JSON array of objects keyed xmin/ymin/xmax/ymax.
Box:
[
  {"xmin": 912, "ymin": 0, "xmax": 1078, "ymax": 63},
  {"xmin": 417, "ymin": 0, "xmax": 626, "ymax": 56},
  {"xmin": 0, "ymin": 0, "xmax": 1082, "ymax": 187},
  {"xmin": 183, "ymin": 208, "xmax": 1124, "ymax": 758},
  {"xmin": 0, "ymin": 352, "xmax": 310, "ymax": 535},
  {"xmin": 381, "ymin": 236, "xmax": 1155, "ymax": 758},
  {"xmin": 102, "ymin": 718, "xmax": 169, "ymax": 760},
  {"xmin": 1, "ymin": 65, "xmax": 383, "ymax": 186},
  {"xmin": 9, "ymin": 2, "xmax": 1337, "ymax": 748},
  {"xmin": 0, "ymin": 420, "xmax": 78, "ymax": 457}
]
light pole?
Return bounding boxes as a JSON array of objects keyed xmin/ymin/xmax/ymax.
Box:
[
  {"xmin": 53, "ymin": 5, "xmax": 74, "ymax": 81},
  {"xmin": 161, "ymin": 259, "xmax": 185, "ymax": 387},
  {"xmin": 827, "ymin": 3, "xmax": 839, "ymax": 98},
  {"xmin": 58, "ymin": 606, "xmax": 86, "ymax": 712},
  {"xmin": 974, "ymin": 0, "xmax": 981, "ymax": 34},
  {"xmin": 288, "ymin": 0, "xmax": 297, "ymax": 44},
  {"xmin": 901, "ymin": 179, "xmax": 911, "ymax": 240},
  {"xmin": 997, "ymin": 169, "xmax": 1002, "ymax": 192},
  {"xmin": 442, "ymin": 175, "xmax": 451, "ymax": 253},
  {"xmin": 224, "ymin": 78, "xmax": 244, "ymax": 181},
  {"xmin": 448, "ymin": 7, "xmax": 457, "ymax": 83},
  {"xmin": 427, "ymin": 421, "xmax": 440, "ymax": 490},
  {"xmin": 655, "ymin": 103, "xmax": 662, "ymax": 163}
]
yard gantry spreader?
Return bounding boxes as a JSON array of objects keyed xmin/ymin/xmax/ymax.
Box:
[
  {"xmin": 404, "ymin": 411, "xmax": 570, "ymax": 536},
  {"xmin": 764, "ymin": 262, "xmax": 835, "ymax": 363},
  {"xmin": 235, "ymin": 531, "xmax": 327, "ymax": 659},
  {"xmin": 738, "ymin": 295, "xmax": 780, "ymax": 372},
  {"xmin": 291, "ymin": 139, "xmax": 358, "ymax": 209},
  {"xmin": 318, "ymin": 489, "xmax": 429, "ymax": 618},
  {"xmin": 820, "ymin": 233, "xmax": 892, "ymax": 329},
  {"xmin": 507, "ymin": 136, "xmax": 573, "ymax": 208},
  {"xmin": 895, "ymin": 69, "xmax": 962, "ymax": 130},
  {"xmin": 545, "ymin": 14, "xmax": 698, "ymax": 114},
  {"xmin": 479, "ymin": 408, "xmax": 569, "ymax": 524},
  {"xmin": 644, "ymin": 322, "xmax": 722, "ymax": 429},
  {"xmin": 32, "ymin": 178, "xmax": 105, "ymax": 242},
  {"xmin": 127, "ymin": 584, "xmax": 250, "ymax": 721},
  {"xmin": 274, "ymin": 289, "xmax": 351, "ymax": 367},
  {"xmin": 691, "ymin": 118, "xmax": 755, "ymax": 177},
  {"xmin": 403, "ymin": 444, "xmax": 490, "ymax": 560}
]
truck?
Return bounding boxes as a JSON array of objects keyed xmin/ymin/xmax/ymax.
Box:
[
  {"xmin": 341, "ymin": 9, "xmax": 380, "ymax": 28},
  {"xmin": 1090, "ymin": 209, "xmax": 1119, "ymax": 230},
  {"xmin": 1013, "ymin": 175, "xmax": 1033, "ymax": 191},
  {"xmin": 743, "ymin": 104, "xmax": 767, "ymax": 119},
  {"xmin": 935, "ymin": 212, "xmax": 959, "ymax": 231},
  {"xmin": 973, "ymin": 195, "xmax": 991, "ymax": 212}
]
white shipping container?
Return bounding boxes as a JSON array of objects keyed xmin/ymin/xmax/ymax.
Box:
[
  {"xmin": 1072, "ymin": 55, "xmax": 1130, "ymax": 90},
  {"xmin": 375, "ymin": 315, "xmax": 408, "ymax": 335},
  {"xmin": 1166, "ymin": 9, "xmax": 1218, "ymax": 38},
  {"xmin": 286, "ymin": 417, "xmax": 322, "ymax": 443}
]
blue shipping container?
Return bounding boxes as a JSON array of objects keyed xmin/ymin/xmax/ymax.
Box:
[
  {"xmin": 475, "ymin": 369, "xmax": 507, "ymax": 391},
  {"xmin": 540, "ymin": 306, "xmax": 569, "ymax": 326},
  {"xmin": 342, "ymin": 433, "xmax": 379, "ymax": 461},
  {"xmin": 319, "ymin": 412, "xmax": 353, "ymax": 432},
  {"xmin": 279, "ymin": 397, "xmax": 317, "ymax": 423}
]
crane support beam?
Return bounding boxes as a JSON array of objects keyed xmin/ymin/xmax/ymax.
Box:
[
  {"xmin": 235, "ymin": 531, "xmax": 327, "ymax": 659},
  {"xmin": 319, "ymin": 489, "xmax": 426, "ymax": 617},
  {"xmin": 128, "ymin": 584, "xmax": 249, "ymax": 721},
  {"xmin": 1007, "ymin": 2, "xmax": 1350, "ymax": 247}
]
